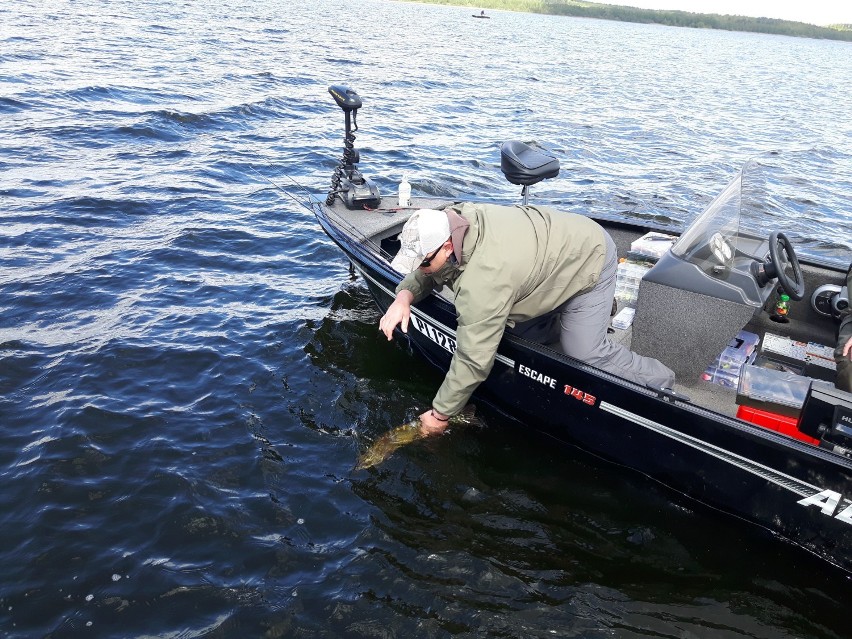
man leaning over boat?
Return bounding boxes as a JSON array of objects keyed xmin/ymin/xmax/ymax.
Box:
[{"xmin": 378, "ymin": 204, "xmax": 676, "ymax": 435}]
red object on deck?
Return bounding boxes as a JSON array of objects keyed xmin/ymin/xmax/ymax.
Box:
[{"xmin": 736, "ymin": 405, "xmax": 820, "ymax": 445}]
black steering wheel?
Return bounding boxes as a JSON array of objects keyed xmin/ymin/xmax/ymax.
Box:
[{"xmin": 768, "ymin": 231, "xmax": 805, "ymax": 300}]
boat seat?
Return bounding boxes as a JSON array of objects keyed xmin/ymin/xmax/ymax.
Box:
[{"xmin": 500, "ymin": 141, "xmax": 560, "ymax": 186}]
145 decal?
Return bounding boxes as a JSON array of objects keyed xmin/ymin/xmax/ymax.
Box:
[{"xmin": 564, "ymin": 384, "xmax": 596, "ymax": 406}]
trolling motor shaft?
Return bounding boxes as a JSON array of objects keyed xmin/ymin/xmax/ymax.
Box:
[{"xmin": 326, "ymin": 85, "xmax": 381, "ymax": 209}]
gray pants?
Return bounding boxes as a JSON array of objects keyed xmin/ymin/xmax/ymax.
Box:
[{"xmin": 558, "ymin": 233, "xmax": 675, "ymax": 389}]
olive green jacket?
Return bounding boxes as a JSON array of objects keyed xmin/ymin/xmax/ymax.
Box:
[{"xmin": 396, "ymin": 202, "xmax": 606, "ymax": 416}]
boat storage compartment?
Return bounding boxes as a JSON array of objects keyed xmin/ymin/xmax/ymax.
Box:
[
  {"xmin": 702, "ymin": 330, "xmax": 760, "ymax": 388},
  {"xmin": 735, "ymin": 405, "xmax": 819, "ymax": 444},
  {"xmin": 735, "ymin": 357, "xmax": 811, "ymax": 417}
]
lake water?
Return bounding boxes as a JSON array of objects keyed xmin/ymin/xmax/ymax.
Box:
[{"xmin": 2, "ymin": 0, "xmax": 851, "ymax": 636}]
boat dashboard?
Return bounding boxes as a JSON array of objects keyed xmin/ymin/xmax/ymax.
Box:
[{"xmin": 644, "ymin": 229, "xmax": 773, "ymax": 308}]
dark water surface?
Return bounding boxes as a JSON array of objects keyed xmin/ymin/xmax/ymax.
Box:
[{"xmin": 2, "ymin": 0, "xmax": 852, "ymax": 636}]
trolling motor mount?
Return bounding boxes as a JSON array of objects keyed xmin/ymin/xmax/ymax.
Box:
[{"xmin": 326, "ymin": 85, "xmax": 381, "ymax": 209}]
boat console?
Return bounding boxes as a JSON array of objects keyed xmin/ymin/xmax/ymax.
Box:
[{"xmin": 632, "ymin": 167, "xmax": 810, "ymax": 384}]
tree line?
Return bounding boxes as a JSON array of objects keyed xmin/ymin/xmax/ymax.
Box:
[{"xmin": 407, "ymin": 0, "xmax": 852, "ymax": 41}]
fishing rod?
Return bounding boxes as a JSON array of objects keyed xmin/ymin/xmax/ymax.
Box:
[
  {"xmin": 249, "ymin": 164, "xmax": 392, "ymax": 260},
  {"xmin": 247, "ymin": 164, "xmax": 316, "ymax": 214}
]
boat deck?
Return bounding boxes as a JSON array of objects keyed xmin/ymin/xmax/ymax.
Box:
[{"xmin": 325, "ymin": 197, "xmax": 457, "ymax": 245}]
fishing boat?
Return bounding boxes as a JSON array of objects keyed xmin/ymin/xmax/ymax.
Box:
[{"xmin": 313, "ymin": 85, "xmax": 852, "ymax": 573}]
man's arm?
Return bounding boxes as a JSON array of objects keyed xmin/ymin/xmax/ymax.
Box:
[
  {"xmin": 430, "ymin": 283, "xmax": 515, "ymax": 418},
  {"xmin": 379, "ymin": 289, "xmax": 415, "ymax": 340},
  {"xmin": 379, "ymin": 268, "xmax": 437, "ymax": 341}
]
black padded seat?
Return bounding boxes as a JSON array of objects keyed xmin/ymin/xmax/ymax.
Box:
[{"xmin": 500, "ymin": 141, "xmax": 560, "ymax": 186}]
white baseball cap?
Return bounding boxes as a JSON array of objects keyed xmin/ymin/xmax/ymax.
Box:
[{"xmin": 390, "ymin": 209, "xmax": 451, "ymax": 273}]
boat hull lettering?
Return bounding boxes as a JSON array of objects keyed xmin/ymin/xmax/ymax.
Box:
[
  {"xmin": 411, "ymin": 314, "xmax": 457, "ymax": 354},
  {"xmin": 564, "ymin": 385, "xmax": 597, "ymax": 406},
  {"xmin": 518, "ymin": 364, "xmax": 557, "ymax": 389},
  {"xmin": 797, "ymin": 489, "xmax": 852, "ymax": 525}
]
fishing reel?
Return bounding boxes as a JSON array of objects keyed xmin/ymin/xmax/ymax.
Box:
[{"xmin": 326, "ymin": 85, "xmax": 381, "ymax": 209}]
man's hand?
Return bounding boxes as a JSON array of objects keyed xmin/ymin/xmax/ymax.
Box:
[
  {"xmin": 379, "ymin": 290, "xmax": 415, "ymax": 341},
  {"xmin": 843, "ymin": 335, "xmax": 852, "ymax": 360},
  {"xmin": 419, "ymin": 409, "xmax": 450, "ymax": 436}
]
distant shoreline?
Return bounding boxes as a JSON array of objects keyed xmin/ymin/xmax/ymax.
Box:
[{"xmin": 401, "ymin": 0, "xmax": 852, "ymax": 41}]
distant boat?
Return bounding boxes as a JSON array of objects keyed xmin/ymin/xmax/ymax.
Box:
[{"xmin": 473, "ymin": 11, "xmax": 490, "ymax": 19}]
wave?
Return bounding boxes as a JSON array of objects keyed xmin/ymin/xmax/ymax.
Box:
[{"xmin": 0, "ymin": 96, "xmax": 31, "ymax": 112}]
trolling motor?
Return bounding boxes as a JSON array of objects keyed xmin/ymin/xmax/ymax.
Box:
[{"xmin": 326, "ymin": 85, "xmax": 381, "ymax": 209}]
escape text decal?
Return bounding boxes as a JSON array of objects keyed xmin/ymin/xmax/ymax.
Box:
[{"xmin": 517, "ymin": 363, "xmax": 596, "ymax": 406}]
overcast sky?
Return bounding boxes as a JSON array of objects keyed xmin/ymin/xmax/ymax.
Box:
[{"xmin": 598, "ymin": 1, "xmax": 852, "ymax": 26}]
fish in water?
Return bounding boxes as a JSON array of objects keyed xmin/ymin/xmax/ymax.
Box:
[{"xmin": 355, "ymin": 406, "xmax": 479, "ymax": 470}]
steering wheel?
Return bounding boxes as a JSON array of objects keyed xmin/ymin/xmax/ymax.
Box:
[{"xmin": 768, "ymin": 231, "xmax": 805, "ymax": 300}]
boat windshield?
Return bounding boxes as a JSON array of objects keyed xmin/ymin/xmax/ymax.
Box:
[
  {"xmin": 671, "ymin": 170, "xmax": 744, "ymax": 273},
  {"xmin": 670, "ymin": 152, "xmax": 847, "ymax": 271}
]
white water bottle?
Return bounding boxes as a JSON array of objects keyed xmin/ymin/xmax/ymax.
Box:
[{"xmin": 398, "ymin": 174, "xmax": 411, "ymax": 208}]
